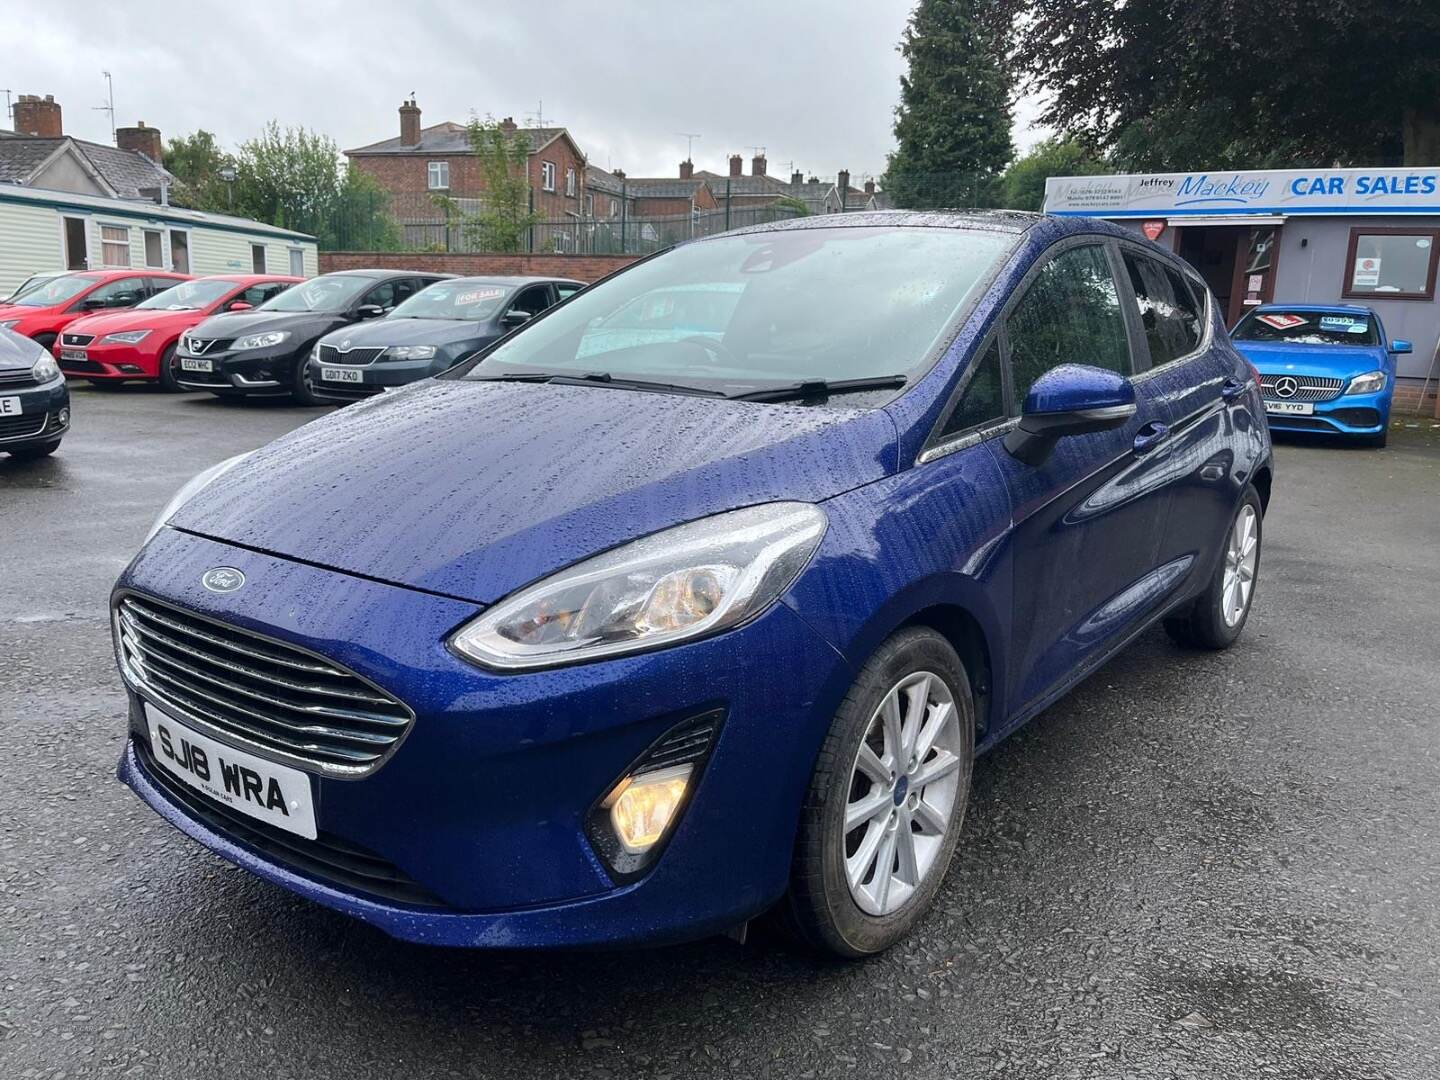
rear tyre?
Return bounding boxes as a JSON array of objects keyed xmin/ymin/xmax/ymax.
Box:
[
  {"xmin": 781, "ymin": 627, "xmax": 974, "ymax": 958},
  {"xmin": 6, "ymin": 439, "xmax": 61, "ymax": 460},
  {"xmin": 158, "ymin": 343, "xmax": 184, "ymax": 392},
  {"xmin": 1164, "ymin": 485, "xmax": 1263, "ymax": 650},
  {"xmin": 291, "ymin": 357, "xmax": 321, "ymax": 406}
]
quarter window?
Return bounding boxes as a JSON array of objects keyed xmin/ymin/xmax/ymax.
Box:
[
  {"xmin": 100, "ymin": 224, "xmax": 131, "ymax": 267},
  {"xmin": 541, "ymin": 161, "xmax": 557, "ymax": 192},
  {"xmin": 1005, "ymin": 245, "xmax": 1132, "ymax": 410},
  {"xmin": 1343, "ymin": 228, "xmax": 1440, "ymax": 300},
  {"xmin": 939, "ymin": 338, "xmax": 1006, "ymax": 438},
  {"xmin": 1121, "ymin": 251, "xmax": 1203, "ymax": 366},
  {"xmin": 427, "ymin": 161, "xmax": 450, "ymax": 190}
]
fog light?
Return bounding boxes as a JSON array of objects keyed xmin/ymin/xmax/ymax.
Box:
[
  {"xmin": 57, "ymin": 408, "xmax": 70, "ymax": 425},
  {"xmin": 606, "ymin": 765, "xmax": 692, "ymax": 854}
]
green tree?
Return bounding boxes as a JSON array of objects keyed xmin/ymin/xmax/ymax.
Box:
[
  {"xmin": 998, "ymin": 0, "xmax": 1440, "ymax": 168},
  {"xmin": 884, "ymin": 0, "xmax": 1014, "ymax": 208},
  {"xmin": 998, "ymin": 137, "xmax": 1111, "ymax": 211},
  {"xmin": 433, "ymin": 117, "xmax": 542, "ymax": 252},
  {"xmin": 163, "ymin": 130, "xmax": 235, "ymax": 211}
]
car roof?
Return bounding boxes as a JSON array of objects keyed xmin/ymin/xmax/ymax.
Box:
[
  {"xmin": 325, "ymin": 268, "xmax": 456, "ymax": 280},
  {"xmin": 722, "ymin": 208, "xmax": 1046, "ymax": 240},
  {"xmin": 440, "ymin": 275, "xmax": 582, "ymax": 288},
  {"xmin": 1251, "ymin": 302, "xmax": 1376, "ymax": 316},
  {"xmin": 195, "ymin": 273, "xmax": 306, "ymax": 285}
]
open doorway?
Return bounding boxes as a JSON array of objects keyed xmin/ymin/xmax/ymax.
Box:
[
  {"xmin": 1176, "ymin": 224, "xmax": 1281, "ymax": 327},
  {"xmin": 63, "ymin": 216, "xmax": 88, "ymax": 269}
]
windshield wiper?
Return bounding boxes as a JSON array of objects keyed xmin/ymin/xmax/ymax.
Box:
[
  {"xmin": 728, "ymin": 374, "xmax": 908, "ymax": 403},
  {"xmin": 547, "ymin": 371, "xmax": 728, "ymax": 397}
]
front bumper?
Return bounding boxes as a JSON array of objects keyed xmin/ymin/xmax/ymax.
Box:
[
  {"xmin": 1261, "ymin": 385, "xmax": 1393, "ymax": 438},
  {"xmin": 113, "ymin": 529, "xmax": 852, "ymax": 947},
  {"xmin": 57, "ymin": 341, "xmax": 161, "ymax": 380},
  {"xmin": 308, "ymin": 354, "xmax": 454, "ymax": 402},
  {"xmin": 175, "ymin": 342, "xmax": 301, "ymax": 394},
  {"xmin": 1, "ymin": 376, "xmax": 70, "ymax": 446}
]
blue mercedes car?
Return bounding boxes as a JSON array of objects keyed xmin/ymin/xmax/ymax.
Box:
[
  {"xmin": 1231, "ymin": 303, "xmax": 1408, "ymax": 447},
  {"xmin": 113, "ymin": 212, "xmax": 1272, "ymax": 956}
]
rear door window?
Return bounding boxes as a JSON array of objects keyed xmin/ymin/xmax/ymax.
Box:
[
  {"xmin": 510, "ymin": 285, "xmax": 555, "ymax": 317},
  {"xmin": 1005, "ymin": 244, "xmax": 1132, "ymax": 411},
  {"xmin": 79, "ymin": 276, "xmax": 149, "ymax": 310},
  {"xmin": 1121, "ymin": 252, "xmax": 1204, "ymax": 365}
]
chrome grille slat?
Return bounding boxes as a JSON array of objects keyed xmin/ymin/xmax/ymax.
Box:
[
  {"xmin": 117, "ymin": 596, "xmax": 414, "ymax": 776},
  {"xmin": 119, "ymin": 607, "xmax": 396, "ymax": 705}
]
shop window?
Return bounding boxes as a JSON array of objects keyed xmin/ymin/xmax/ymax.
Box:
[{"xmin": 1344, "ymin": 228, "xmax": 1440, "ymax": 300}]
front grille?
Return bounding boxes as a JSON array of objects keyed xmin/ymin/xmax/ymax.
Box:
[
  {"xmin": 176, "ymin": 369, "xmax": 230, "ymax": 386},
  {"xmin": 0, "ymin": 412, "xmax": 48, "ymax": 441},
  {"xmin": 1267, "ymin": 416, "xmax": 1334, "ymax": 432},
  {"xmin": 185, "ymin": 337, "xmax": 228, "ymax": 355},
  {"xmin": 133, "ymin": 737, "xmax": 445, "ymax": 908},
  {"xmin": 316, "ymin": 382, "xmax": 384, "ymax": 401},
  {"xmin": 317, "ymin": 344, "xmax": 385, "ymax": 366},
  {"xmin": 61, "ymin": 332, "xmax": 95, "ymax": 347},
  {"xmin": 1260, "ymin": 375, "xmax": 1344, "ymax": 403},
  {"xmin": 0, "ymin": 368, "xmax": 37, "ymax": 387},
  {"xmin": 116, "ymin": 595, "xmax": 414, "ymax": 776},
  {"xmin": 58, "ymin": 358, "xmax": 104, "ymax": 374}
]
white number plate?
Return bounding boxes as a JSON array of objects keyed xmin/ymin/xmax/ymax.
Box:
[
  {"xmin": 60, "ymin": 349, "xmax": 88, "ymax": 361},
  {"xmin": 1265, "ymin": 401, "xmax": 1314, "ymax": 416},
  {"xmin": 180, "ymin": 357, "xmax": 213, "ymax": 372},
  {"xmin": 146, "ymin": 707, "xmax": 317, "ymax": 839},
  {"xmin": 0, "ymin": 397, "xmax": 19, "ymax": 416},
  {"xmin": 320, "ymin": 366, "xmax": 363, "ymax": 383}
]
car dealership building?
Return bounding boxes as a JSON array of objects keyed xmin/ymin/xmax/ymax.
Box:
[{"xmin": 1044, "ymin": 167, "xmax": 1440, "ymax": 409}]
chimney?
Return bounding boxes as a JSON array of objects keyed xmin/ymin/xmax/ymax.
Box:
[
  {"xmin": 864, "ymin": 179, "xmax": 875, "ymax": 196},
  {"xmin": 14, "ymin": 94, "xmax": 62, "ymax": 138},
  {"xmin": 116, "ymin": 121, "xmax": 163, "ymax": 162},
  {"xmin": 679, "ymin": 160, "xmax": 694, "ymax": 180},
  {"xmin": 729, "ymin": 153, "xmax": 743, "ymax": 178},
  {"xmin": 399, "ymin": 98, "xmax": 421, "ymax": 147},
  {"xmin": 751, "ymin": 153, "xmax": 767, "ymax": 176},
  {"xmin": 612, "ymin": 168, "xmax": 626, "ymax": 179},
  {"xmin": 838, "ymin": 169, "xmax": 850, "ymax": 193},
  {"xmin": 791, "ymin": 170, "xmax": 803, "ymax": 185},
  {"xmin": 499, "ymin": 116, "xmax": 519, "ymax": 135}
]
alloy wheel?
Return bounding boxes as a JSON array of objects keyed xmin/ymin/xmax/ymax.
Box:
[
  {"xmin": 843, "ymin": 670, "xmax": 963, "ymax": 916},
  {"xmin": 1222, "ymin": 504, "xmax": 1259, "ymax": 626}
]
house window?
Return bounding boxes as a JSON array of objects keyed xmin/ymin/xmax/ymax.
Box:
[
  {"xmin": 169, "ymin": 230, "xmax": 189, "ymax": 274},
  {"xmin": 427, "ymin": 161, "xmax": 450, "ymax": 190},
  {"xmin": 585, "ymin": 193, "xmax": 595, "ymax": 217},
  {"xmin": 610, "ymin": 198, "xmax": 620, "ymax": 219},
  {"xmin": 100, "ymin": 224, "xmax": 131, "ymax": 267},
  {"xmin": 252, "ymin": 244, "xmax": 266, "ymax": 273},
  {"xmin": 1343, "ymin": 228, "xmax": 1440, "ymax": 300},
  {"xmin": 289, "ymin": 248, "xmax": 305, "ymax": 276},
  {"xmin": 565, "ymin": 167, "xmax": 577, "ymax": 197},
  {"xmin": 143, "ymin": 230, "xmax": 164, "ymax": 268},
  {"xmin": 541, "ymin": 161, "xmax": 556, "ymax": 192}
]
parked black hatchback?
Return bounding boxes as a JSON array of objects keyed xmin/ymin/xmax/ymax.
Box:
[
  {"xmin": 306, "ymin": 276, "xmax": 584, "ymax": 402},
  {"xmin": 175, "ymin": 270, "xmax": 450, "ymax": 403}
]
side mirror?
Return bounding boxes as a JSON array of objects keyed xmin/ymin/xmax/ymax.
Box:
[
  {"xmin": 501, "ymin": 310, "xmax": 532, "ymax": 328},
  {"xmin": 1004, "ymin": 364, "xmax": 1137, "ymax": 466},
  {"xmin": 228, "ymin": 301, "xmax": 253, "ymax": 312},
  {"xmin": 355, "ymin": 304, "xmax": 385, "ymax": 320},
  {"xmin": 80, "ymin": 297, "xmax": 108, "ymax": 310},
  {"xmin": 1391, "ymin": 339, "xmax": 1413, "ymax": 354}
]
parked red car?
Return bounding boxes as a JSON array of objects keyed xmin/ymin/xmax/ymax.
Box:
[
  {"xmin": 56, "ymin": 275, "xmax": 302, "ymax": 390},
  {"xmin": 0, "ymin": 270, "xmax": 191, "ymax": 355}
]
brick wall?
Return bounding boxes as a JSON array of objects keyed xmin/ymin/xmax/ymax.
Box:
[
  {"xmin": 318, "ymin": 251, "xmax": 640, "ymax": 282},
  {"xmin": 1393, "ymin": 378, "xmax": 1440, "ymax": 418}
]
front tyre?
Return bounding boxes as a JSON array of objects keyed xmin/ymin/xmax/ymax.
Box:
[
  {"xmin": 782, "ymin": 627, "xmax": 974, "ymax": 957},
  {"xmin": 1165, "ymin": 485, "xmax": 1262, "ymax": 650},
  {"xmin": 291, "ymin": 355, "xmax": 321, "ymax": 405},
  {"xmin": 157, "ymin": 343, "xmax": 184, "ymax": 392}
]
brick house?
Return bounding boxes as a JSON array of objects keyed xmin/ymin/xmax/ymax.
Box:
[{"xmin": 345, "ymin": 99, "xmax": 590, "ymax": 224}]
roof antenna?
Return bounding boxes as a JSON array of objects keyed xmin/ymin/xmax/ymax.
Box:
[
  {"xmin": 93, "ymin": 70, "xmax": 116, "ymax": 143},
  {"xmin": 677, "ymin": 132, "xmax": 701, "ymax": 161}
]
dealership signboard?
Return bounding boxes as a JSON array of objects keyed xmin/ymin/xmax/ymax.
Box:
[{"xmin": 1044, "ymin": 168, "xmax": 1440, "ymax": 218}]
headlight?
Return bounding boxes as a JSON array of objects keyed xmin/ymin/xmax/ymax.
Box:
[
  {"xmin": 102, "ymin": 329, "xmax": 152, "ymax": 344},
  {"xmin": 232, "ymin": 331, "xmax": 290, "ymax": 350},
  {"xmin": 1344, "ymin": 370, "xmax": 1386, "ymax": 395},
  {"xmin": 450, "ymin": 502, "xmax": 827, "ymax": 670},
  {"xmin": 385, "ymin": 345, "xmax": 437, "ymax": 360},
  {"xmin": 143, "ymin": 452, "xmax": 254, "ymax": 544},
  {"xmin": 31, "ymin": 354, "xmax": 61, "ymax": 383}
]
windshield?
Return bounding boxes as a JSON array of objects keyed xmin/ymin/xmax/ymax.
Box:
[
  {"xmin": 14, "ymin": 274, "xmax": 99, "ymax": 307},
  {"xmin": 8, "ymin": 273, "xmax": 61, "ymax": 301},
  {"xmin": 1234, "ymin": 310, "xmax": 1379, "ymax": 346},
  {"xmin": 257, "ymin": 275, "xmax": 372, "ymax": 313},
  {"xmin": 136, "ymin": 279, "xmax": 237, "ymax": 310},
  {"xmin": 456, "ymin": 226, "xmax": 1013, "ymax": 398},
  {"xmin": 391, "ymin": 281, "xmax": 509, "ymax": 320}
]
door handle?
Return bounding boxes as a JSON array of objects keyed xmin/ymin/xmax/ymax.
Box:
[
  {"xmin": 1133, "ymin": 421, "xmax": 1170, "ymax": 454},
  {"xmin": 1221, "ymin": 376, "xmax": 1247, "ymax": 401}
]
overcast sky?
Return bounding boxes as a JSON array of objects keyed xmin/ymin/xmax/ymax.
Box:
[{"xmin": 2, "ymin": 0, "xmax": 1046, "ymax": 182}]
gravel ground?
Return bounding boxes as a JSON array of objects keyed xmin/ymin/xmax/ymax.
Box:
[{"xmin": 2, "ymin": 386, "xmax": 1438, "ymax": 1080}]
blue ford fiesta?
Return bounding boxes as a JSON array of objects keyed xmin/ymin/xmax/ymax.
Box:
[
  {"xmin": 1231, "ymin": 303, "xmax": 1408, "ymax": 447},
  {"xmin": 114, "ymin": 212, "xmax": 1272, "ymax": 956}
]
